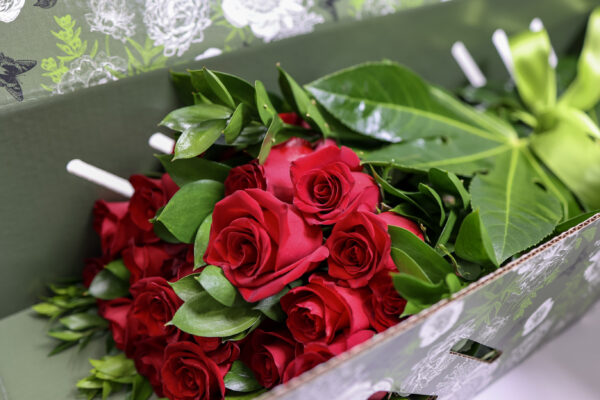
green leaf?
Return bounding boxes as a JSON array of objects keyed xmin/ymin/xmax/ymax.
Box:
[
  {"xmin": 388, "ymin": 226, "xmax": 454, "ymax": 283},
  {"xmin": 190, "ymin": 70, "xmax": 256, "ymax": 112},
  {"xmin": 49, "ymin": 340, "xmax": 78, "ymax": 356},
  {"xmin": 435, "ymin": 209, "xmax": 457, "ymax": 247},
  {"xmin": 170, "ymin": 71, "xmax": 194, "ymax": 105},
  {"xmin": 156, "ymin": 154, "xmax": 230, "ymax": 186},
  {"xmin": 90, "ymin": 354, "xmax": 137, "ymax": 379},
  {"xmin": 445, "ymin": 273, "xmax": 463, "ymax": 294},
  {"xmin": 258, "ymin": 113, "xmax": 284, "ymax": 164},
  {"xmin": 171, "ymin": 291, "xmax": 262, "ymax": 337},
  {"xmin": 32, "ymin": 302, "xmax": 62, "ymax": 317},
  {"xmin": 391, "ymin": 247, "xmax": 431, "ymax": 283},
  {"xmin": 225, "ymin": 390, "xmax": 268, "ymax": 400},
  {"xmin": 77, "ymin": 377, "xmax": 104, "ymax": 390},
  {"xmin": 47, "ymin": 329, "xmax": 91, "ymax": 341},
  {"xmin": 198, "ymin": 265, "xmax": 241, "ymax": 307},
  {"xmin": 224, "ymin": 361, "xmax": 262, "ymax": 392},
  {"xmin": 156, "ymin": 179, "xmax": 224, "ymax": 243},
  {"xmin": 127, "ymin": 375, "xmax": 153, "ymax": 400},
  {"xmin": 555, "ymin": 210, "xmax": 599, "ymax": 234},
  {"xmin": 416, "ymin": 183, "xmax": 445, "ymax": 225},
  {"xmin": 428, "ymin": 168, "xmax": 470, "ymax": 209},
  {"xmin": 104, "ymin": 259, "xmax": 130, "ymax": 282},
  {"xmin": 254, "ymin": 80, "xmax": 277, "ymax": 126},
  {"xmin": 391, "ymin": 273, "xmax": 448, "ymax": 305},
  {"xmin": 470, "ymin": 148, "xmax": 562, "ymax": 263},
  {"xmin": 224, "ymin": 103, "xmax": 251, "ymax": 143},
  {"xmin": 169, "ymin": 273, "xmax": 203, "ymax": 302},
  {"xmin": 454, "ymin": 210, "xmax": 498, "ymax": 267},
  {"xmin": 203, "ymin": 67, "xmax": 236, "ymax": 108},
  {"xmin": 160, "ymin": 104, "xmax": 231, "ymax": 131},
  {"xmin": 252, "ymin": 287, "xmax": 289, "ymax": 322},
  {"xmin": 194, "ymin": 214, "xmax": 212, "ymax": 269},
  {"xmin": 89, "ymin": 266, "xmax": 129, "ymax": 300},
  {"xmin": 173, "ymin": 119, "xmax": 228, "ymax": 160},
  {"xmin": 59, "ymin": 313, "xmax": 108, "ymax": 331}
]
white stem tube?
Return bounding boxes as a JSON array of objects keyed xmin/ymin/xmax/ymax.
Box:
[
  {"xmin": 529, "ymin": 18, "xmax": 558, "ymax": 68},
  {"xmin": 492, "ymin": 29, "xmax": 515, "ymax": 80},
  {"xmin": 149, "ymin": 132, "xmax": 175, "ymax": 154},
  {"xmin": 66, "ymin": 159, "xmax": 134, "ymax": 198},
  {"xmin": 451, "ymin": 41, "xmax": 487, "ymax": 88}
]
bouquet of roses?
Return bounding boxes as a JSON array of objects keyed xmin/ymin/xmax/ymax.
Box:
[{"xmin": 33, "ymin": 9, "xmax": 600, "ymax": 400}]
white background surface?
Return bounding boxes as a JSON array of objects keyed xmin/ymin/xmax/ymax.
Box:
[{"xmin": 473, "ymin": 301, "xmax": 600, "ymax": 400}]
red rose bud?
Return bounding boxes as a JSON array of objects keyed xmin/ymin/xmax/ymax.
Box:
[
  {"xmin": 224, "ymin": 162, "xmax": 267, "ymax": 196},
  {"xmin": 98, "ymin": 298, "xmax": 132, "ymax": 351},
  {"xmin": 82, "ymin": 257, "xmax": 106, "ymax": 287},
  {"xmin": 280, "ymin": 274, "xmax": 370, "ymax": 344},
  {"xmin": 278, "ymin": 112, "xmax": 311, "ymax": 129},
  {"xmin": 129, "ymin": 174, "xmax": 179, "ymax": 231},
  {"xmin": 263, "ymin": 137, "xmax": 313, "ymax": 202},
  {"xmin": 127, "ymin": 277, "xmax": 184, "ymax": 345},
  {"xmin": 326, "ymin": 211, "xmax": 393, "ymax": 288},
  {"xmin": 204, "ymin": 189, "xmax": 328, "ymax": 302},
  {"xmin": 377, "ymin": 211, "xmax": 424, "ymax": 241},
  {"xmin": 132, "ymin": 338, "xmax": 167, "ymax": 397},
  {"xmin": 290, "ymin": 145, "xmax": 380, "ymax": 225},
  {"xmin": 366, "ymin": 271, "xmax": 407, "ymax": 332},
  {"xmin": 93, "ymin": 200, "xmax": 142, "ymax": 257},
  {"xmin": 242, "ymin": 328, "xmax": 297, "ymax": 388},
  {"xmin": 193, "ymin": 336, "xmax": 240, "ymax": 377},
  {"xmin": 161, "ymin": 342, "xmax": 226, "ymax": 400}
]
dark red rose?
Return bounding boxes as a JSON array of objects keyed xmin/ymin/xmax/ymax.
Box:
[
  {"xmin": 242, "ymin": 328, "xmax": 297, "ymax": 389},
  {"xmin": 93, "ymin": 200, "xmax": 140, "ymax": 257},
  {"xmin": 129, "ymin": 173, "xmax": 179, "ymax": 231},
  {"xmin": 132, "ymin": 338, "xmax": 166, "ymax": 397},
  {"xmin": 366, "ymin": 271, "xmax": 407, "ymax": 332},
  {"xmin": 193, "ymin": 336, "xmax": 240, "ymax": 377},
  {"xmin": 224, "ymin": 162, "xmax": 267, "ymax": 196},
  {"xmin": 122, "ymin": 242, "xmax": 192, "ymax": 284},
  {"xmin": 326, "ymin": 211, "xmax": 393, "ymax": 288},
  {"xmin": 263, "ymin": 137, "xmax": 314, "ymax": 202},
  {"xmin": 82, "ymin": 257, "xmax": 106, "ymax": 287},
  {"xmin": 161, "ymin": 342, "xmax": 226, "ymax": 400},
  {"xmin": 290, "ymin": 145, "xmax": 380, "ymax": 225},
  {"xmin": 280, "ymin": 274, "xmax": 370, "ymax": 344},
  {"xmin": 127, "ymin": 277, "xmax": 184, "ymax": 344},
  {"xmin": 377, "ymin": 211, "xmax": 424, "ymax": 241},
  {"xmin": 204, "ymin": 189, "xmax": 328, "ymax": 302},
  {"xmin": 98, "ymin": 298, "xmax": 132, "ymax": 351}
]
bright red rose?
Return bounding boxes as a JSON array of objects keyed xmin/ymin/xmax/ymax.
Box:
[
  {"xmin": 377, "ymin": 211, "xmax": 424, "ymax": 241},
  {"xmin": 224, "ymin": 162, "xmax": 267, "ymax": 196},
  {"xmin": 129, "ymin": 174, "xmax": 178, "ymax": 231},
  {"xmin": 82, "ymin": 257, "xmax": 106, "ymax": 287},
  {"xmin": 128, "ymin": 277, "xmax": 184, "ymax": 343},
  {"xmin": 161, "ymin": 342, "xmax": 226, "ymax": 400},
  {"xmin": 122, "ymin": 242, "xmax": 192, "ymax": 284},
  {"xmin": 366, "ymin": 271, "xmax": 407, "ymax": 332},
  {"xmin": 326, "ymin": 211, "xmax": 393, "ymax": 288},
  {"xmin": 98, "ymin": 298, "xmax": 132, "ymax": 351},
  {"xmin": 204, "ymin": 189, "xmax": 328, "ymax": 302},
  {"xmin": 263, "ymin": 137, "xmax": 313, "ymax": 202},
  {"xmin": 280, "ymin": 274, "xmax": 370, "ymax": 344},
  {"xmin": 290, "ymin": 145, "xmax": 380, "ymax": 225},
  {"xmin": 193, "ymin": 336, "xmax": 240, "ymax": 377},
  {"xmin": 242, "ymin": 328, "xmax": 297, "ymax": 389},
  {"xmin": 132, "ymin": 338, "xmax": 166, "ymax": 397}
]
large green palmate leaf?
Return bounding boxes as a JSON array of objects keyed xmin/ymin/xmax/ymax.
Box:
[{"xmin": 470, "ymin": 147, "xmax": 562, "ymax": 263}]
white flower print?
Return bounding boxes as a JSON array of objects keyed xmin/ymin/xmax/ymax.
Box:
[
  {"xmin": 0, "ymin": 0, "xmax": 25, "ymax": 23},
  {"xmin": 55, "ymin": 52, "xmax": 127, "ymax": 94},
  {"xmin": 144, "ymin": 0, "xmax": 212, "ymax": 57},
  {"xmin": 221, "ymin": 0, "xmax": 325, "ymax": 43},
  {"xmin": 195, "ymin": 47, "xmax": 223, "ymax": 61},
  {"xmin": 523, "ymin": 298, "xmax": 554, "ymax": 336},
  {"xmin": 356, "ymin": 0, "xmax": 396, "ymax": 19},
  {"xmin": 334, "ymin": 377, "xmax": 393, "ymax": 400},
  {"xmin": 419, "ymin": 301, "xmax": 464, "ymax": 347},
  {"xmin": 515, "ymin": 238, "xmax": 571, "ymax": 291},
  {"xmin": 584, "ymin": 240, "xmax": 600, "ymax": 286},
  {"xmin": 85, "ymin": 0, "xmax": 136, "ymax": 42}
]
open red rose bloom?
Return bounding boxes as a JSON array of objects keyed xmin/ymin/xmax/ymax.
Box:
[{"xmin": 85, "ymin": 123, "xmax": 424, "ymax": 400}]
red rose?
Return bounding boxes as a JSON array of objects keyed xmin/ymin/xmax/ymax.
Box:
[
  {"xmin": 132, "ymin": 338, "xmax": 166, "ymax": 397},
  {"xmin": 367, "ymin": 271, "xmax": 407, "ymax": 332},
  {"xmin": 204, "ymin": 189, "xmax": 328, "ymax": 302},
  {"xmin": 242, "ymin": 328, "xmax": 297, "ymax": 389},
  {"xmin": 224, "ymin": 162, "xmax": 267, "ymax": 196},
  {"xmin": 129, "ymin": 173, "xmax": 179, "ymax": 231},
  {"xmin": 161, "ymin": 342, "xmax": 226, "ymax": 400},
  {"xmin": 193, "ymin": 336, "xmax": 240, "ymax": 377},
  {"xmin": 93, "ymin": 201, "xmax": 140, "ymax": 257},
  {"xmin": 127, "ymin": 277, "xmax": 184, "ymax": 344},
  {"xmin": 278, "ymin": 112, "xmax": 311, "ymax": 129},
  {"xmin": 82, "ymin": 257, "xmax": 106, "ymax": 287},
  {"xmin": 326, "ymin": 211, "xmax": 393, "ymax": 288},
  {"xmin": 263, "ymin": 137, "xmax": 313, "ymax": 202},
  {"xmin": 290, "ymin": 145, "xmax": 380, "ymax": 225},
  {"xmin": 280, "ymin": 274, "xmax": 370, "ymax": 344},
  {"xmin": 377, "ymin": 211, "xmax": 424, "ymax": 241},
  {"xmin": 123, "ymin": 242, "xmax": 192, "ymax": 284},
  {"xmin": 98, "ymin": 298, "xmax": 132, "ymax": 351}
]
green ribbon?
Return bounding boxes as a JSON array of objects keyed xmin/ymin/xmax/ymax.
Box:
[{"xmin": 508, "ymin": 8, "xmax": 600, "ymax": 209}]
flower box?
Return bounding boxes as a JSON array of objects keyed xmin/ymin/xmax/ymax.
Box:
[{"xmin": 0, "ymin": 0, "xmax": 599, "ymax": 399}]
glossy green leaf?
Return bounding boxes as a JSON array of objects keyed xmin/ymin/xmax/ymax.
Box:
[
  {"xmin": 89, "ymin": 265, "xmax": 130, "ymax": 300},
  {"xmin": 194, "ymin": 214, "xmax": 212, "ymax": 270},
  {"xmin": 169, "ymin": 273, "xmax": 203, "ymax": 302},
  {"xmin": 203, "ymin": 67, "xmax": 236, "ymax": 108},
  {"xmin": 173, "ymin": 119, "xmax": 228, "ymax": 160},
  {"xmin": 160, "ymin": 104, "xmax": 231, "ymax": 131},
  {"xmin": 90, "ymin": 354, "xmax": 137, "ymax": 379},
  {"xmin": 156, "ymin": 179, "xmax": 224, "ymax": 243},
  {"xmin": 258, "ymin": 113, "xmax": 284, "ymax": 164},
  {"xmin": 224, "ymin": 361, "xmax": 262, "ymax": 392},
  {"xmin": 190, "ymin": 70, "xmax": 256, "ymax": 111},
  {"xmin": 171, "ymin": 291, "xmax": 262, "ymax": 337},
  {"xmin": 445, "ymin": 273, "xmax": 463, "ymax": 293},
  {"xmin": 428, "ymin": 168, "xmax": 470, "ymax": 209},
  {"xmin": 435, "ymin": 209, "xmax": 457, "ymax": 247},
  {"xmin": 104, "ymin": 259, "xmax": 130, "ymax": 282},
  {"xmin": 156, "ymin": 154, "xmax": 230, "ymax": 186},
  {"xmin": 454, "ymin": 210, "xmax": 498, "ymax": 267},
  {"xmin": 198, "ymin": 265, "xmax": 241, "ymax": 307},
  {"xmin": 59, "ymin": 313, "xmax": 108, "ymax": 331},
  {"xmin": 470, "ymin": 148, "xmax": 562, "ymax": 263},
  {"xmin": 416, "ymin": 183, "xmax": 445, "ymax": 225},
  {"xmin": 391, "ymin": 273, "xmax": 448, "ymax": 305},
  {"xmin": 390, "ymin": 247, "xmax": 431, "ymax": 283},
  {"xmin": 128, "ymin": 375, "xmax": 153, "ymax": 400},
  {"xmin": 224, "ymin": 103, "xmax": 251, "ymax": 143},
  {"xmin": 253, "ymin": 287, "xmax": 289, "ymax": 321},
  {"xmin": 255, "ymin": 80, "xmax": 277, "ymax": 126}
]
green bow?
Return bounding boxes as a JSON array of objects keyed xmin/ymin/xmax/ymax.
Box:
[{"xmin": 509, "ymin": 8, "xmax": 600, "ymax": 209}]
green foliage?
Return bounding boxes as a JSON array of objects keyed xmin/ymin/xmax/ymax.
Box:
[
  {"xmin": 124, "ymin": 37, "xmax": 168, "ymax": 76},
  {"xmin": 89, "ymin": 260, "xmax": 131, "ymax": 300},
  {"xmin": 224, "ymin": 361, "xmax": 263, "ymax": 392}
]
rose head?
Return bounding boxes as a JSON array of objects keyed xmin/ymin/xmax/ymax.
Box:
[
  {"xmin": 82, "ymin": 257, "xmax": 106, "ymax": 287},
  {"xmin": 97, "ymin": 298, "xmax": 132, "ymax": 351},
  {"xmin": 92, "ymin": 200, "xmax": 141, "ymax": 257},
  {"xmin": 224, "ymin": 162, "xmax": 267, "ymax": 196},
  {"xmin": 204, "ymin": 189, "xmax": 328, "ymax": 302},
  {"xmin": 290, "ymin": 145, "xmax": 380, "ymax": 225},
  {"xmin": 280, "ymin": 274, "xmax": 370, "ymax": 344},
  {"xmin": 123, "ymin": 242, "xmax": 192, "ymax": 284},
  {"xmin": 263, "ymin": 137, "xmax": 313, "ymax": 202},
  {"xmin": 377, "ymin": 211, "xmax": 424, "ymax": 241},
  {"xmin": 193, "ymin": 336, "xmax": 240, "ymax": 377},
  {"xmin": 326, "ymin": 210, "xmax": 394, "ymax": 288},
  {"xmin": 129, "ymin": 173, "xmax": 179, "ymax": 231},
  {"xmin": 132, "ymin": 338, "xmax": 167, "ymax": 397},
  {"xmin": 161, "ymin": 342, "xmax": 226, "ymax": 400},
  {"xmin": 367, "ymin": 270, "xmax": 407, "ymax": 332}
]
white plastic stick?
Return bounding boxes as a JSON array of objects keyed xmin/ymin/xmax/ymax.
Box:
[
  {"xmin": 529, "ymin": 18, "xmax": 558, "ymax": 68},
  {"xmin": 492, "ymin": 29, "xmax": 515, "ymax": 80},
  {"xmin": 451, "ymin": 41, "xmax": 487, "ymax": 88},
  {"xmin": 66, "ymin": 159, "xmax": 134, "ymax": 198},
  {"xmin": 149, "ymin": 132, "xmax": 175, "ymax": 154}
]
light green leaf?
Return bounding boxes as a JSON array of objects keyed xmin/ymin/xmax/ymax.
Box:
[
  {"xmin": 156, "ymin": 154, "xmax": 230, "ymax": 186},
  {"xmin": 32, "ymin": 302, "xmax": 62, "ymax": 317},
  {"xmin": 169, "ymin": 273, "xmax": 203, "ymax": 302},
  {"xmin": 454, "ymin": 210, "xmax": 498, "ymax": 267},
  {"xmin": 198, "ymin": 265, "xmax": 241, "ymax": 307},
  {"xmin": 59, "ymin": 313, "xmax": 108, "ymax": 331},
  {"xmin": 89, "ymin": 354, "xmax": 137, "ymax": 379},
  {"xmin": 173, "ymin": 119, "xmax": 228, "ymax": 160},
  {"xmin": 160, "ymin": 104, "xmax": 231, "ymax": 131},
  {"xmin": 258, "ymin": 113, "xmax": 284, "ymax": 164},
  {"xmin": 391, "ymin": 247, "xmax": 431, "ymax": 283}
]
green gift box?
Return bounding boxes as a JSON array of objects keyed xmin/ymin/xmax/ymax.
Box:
[{"xmin": 1, "ymin": 0, "xmax": 599, "ymax": 399}]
